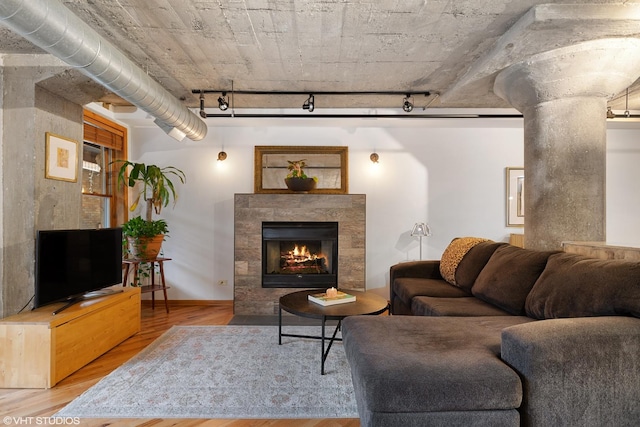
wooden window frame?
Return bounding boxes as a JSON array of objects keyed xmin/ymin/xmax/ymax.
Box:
[{"xmin": 82, "ymin": 110, "xmax": 128, "ymax": 226}]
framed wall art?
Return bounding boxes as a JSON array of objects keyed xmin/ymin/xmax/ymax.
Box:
[
  {"xmin": 506, "ymin": 167, "xmax": 524, "ymax": 227},
  {"xmin": 254, "ymin": 146, "xmax": 348, "ymax": 194},
  {"xmin": 45, "ymin": 132, "xmax": 78, "ymax": 182}
]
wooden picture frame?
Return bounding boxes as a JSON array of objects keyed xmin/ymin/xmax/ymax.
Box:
[
  {"xmin": 45, "ymin": 132, "xmax": 78, "ymax": 182},
  {"xmin": 506, "ymin": 167, "xmax": 524, "ymax": 227},
  {"xmin": 254, "ymin": 146, "xmax": 348, "ymax": 194}
]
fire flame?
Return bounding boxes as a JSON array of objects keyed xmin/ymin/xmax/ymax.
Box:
[
  {"xmin": 292, "ymin": 245, "xmax": 308, "ymax": 258},
  {"xmin": 286, "ymin": 244, "xmax": 327, "ymax": 267}
]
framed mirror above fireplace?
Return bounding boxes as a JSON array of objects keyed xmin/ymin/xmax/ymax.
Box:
[{"xmin": 254, "ymin": 146, "xmax": 348, "ymax": 194}]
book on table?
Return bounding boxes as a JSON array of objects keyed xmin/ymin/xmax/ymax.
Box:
[{"xmin": 308, "ymin": 291, "xmax": 356, "ymax": 306}]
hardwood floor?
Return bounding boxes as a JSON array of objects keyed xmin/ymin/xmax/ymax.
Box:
[{"xmin": 0, "ymin": 303, "xmax": 360, "ymax": 427}]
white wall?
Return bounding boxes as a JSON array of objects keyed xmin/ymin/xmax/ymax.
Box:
[
  {"xmin": 125, "ymin": 115, "xmax": 640, "ymax": 301},
  {"xmin": 607, "ymin": 125, "xmax": 640, "ymax": 246}
]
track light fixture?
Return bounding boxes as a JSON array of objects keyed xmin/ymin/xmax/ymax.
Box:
[
  {"xmin": 607, "ymin": 88, "xmax": 636, "ymax": 119},
  {"xmin": 625, "ymin": 88, "xmax": 630, "ymax": 117},
  {"xmin": 302, "ymin": 94, "xmax": 315, "ymax": 112},
  {"xmin": 607, "ymin": 106, "xmax": 616, "ymax": 119},
  {"xmin": 199, "ymin": 91, "xmax": 207, "ymax": 118},
  {"xmin": 218, "ymin": 92, "xmax": 229, "ymax": 111},
  {"xmin": 403, "ymin": 94, "xmax": 414, "ymax": 112}
]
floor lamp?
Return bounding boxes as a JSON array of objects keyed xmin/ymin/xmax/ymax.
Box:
[{"xmin": 411, "ymin": 222, "xmax": 432, "ymax": 260}]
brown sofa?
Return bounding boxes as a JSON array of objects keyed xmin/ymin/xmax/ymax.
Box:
[{"xmin": 342, "ymin": 238, "xmax": 640, "ymax": 426}]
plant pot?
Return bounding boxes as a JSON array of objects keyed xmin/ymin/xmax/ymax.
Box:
[
  {"xmin": 285, "ymin": 177, "xmax": 317, "ymax": 192},
  {"xmin": 126, "ymin": 235, "xmax": 164, "ymax": 260}
]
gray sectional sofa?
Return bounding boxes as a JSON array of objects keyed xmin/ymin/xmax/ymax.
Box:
[{"xmin": 341, "ymin": 238, "xmax": 640, "ymax": 427}]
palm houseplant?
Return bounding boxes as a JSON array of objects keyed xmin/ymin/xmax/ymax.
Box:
[
  {"xmin": 116, "ymin": 161, "xmax": 186, "ymax": 259},
  {"xmin": 285, "ymin": 159, "xmax": 318, "ymax": 192}
]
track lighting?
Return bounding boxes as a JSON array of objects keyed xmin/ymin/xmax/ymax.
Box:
[
  {"xmin": 370, "ymin": 152, "xmax": 379, "ymax": 163},
  {"xmin": 302, "ymin": 94, "xmax": 315, "ymax": 112},
  {"xmin": 199, "ymin": 91, "xmax": 207, "ymax": 118},
  {"xmin": 625, "ymin": 88, "xmax": 630, "ymax": 117},
  {"xmin": 607, "ymin": 106, "xmax": 616, "ymax": 119},
  {"xmin": 218, "ymin": 92, "xmax": 229, "ymax": 111},
  {"xmin": 403, "ymin": 94, "xmax": 414, "ymax": 112},
  {"xmin": 194, "ymin": 89, "xmax": 443, "ymax": 117},
  {"xmin": 608, "ymin": 88, "xmax": 634, "ymax": 119}
]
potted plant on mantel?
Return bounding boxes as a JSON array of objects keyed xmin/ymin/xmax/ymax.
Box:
[
  {"xmin": 285, "ymin": 159, "xmax": 318, "ymax": 192},
  {"xmin": 116, "ymin": 161, "xmax": 186, "ymax": 260}
]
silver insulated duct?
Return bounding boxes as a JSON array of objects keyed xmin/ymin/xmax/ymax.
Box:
[{"xmin": 0, "ymin": 0, "xmax": 207, "ymax": 141}]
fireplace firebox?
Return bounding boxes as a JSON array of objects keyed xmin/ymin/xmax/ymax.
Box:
[{"xmin": 262, "ymin": 221, "xmax": 338, "ymax": 288}]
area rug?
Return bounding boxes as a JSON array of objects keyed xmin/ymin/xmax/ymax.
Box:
[
  {"xmin": 228, "ymin": 314, "xmax": 339, "ymax": 326},
  {"xmin": 55, "ymin": 325, "xmax": 358, "ymax": 419}
]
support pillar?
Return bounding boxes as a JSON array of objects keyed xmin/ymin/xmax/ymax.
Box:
[
  {"xmin": 0, "ymin": 55, "xmax": 83, "ymax": 317},
  {"xmin": 494, "ymin": 39, "xmax": 640, "ymax": 250}
]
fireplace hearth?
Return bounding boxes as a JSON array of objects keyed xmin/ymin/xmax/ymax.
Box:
[{"xmin": 262, "ymin": 222, "xmax": 338, "ymax": 288}]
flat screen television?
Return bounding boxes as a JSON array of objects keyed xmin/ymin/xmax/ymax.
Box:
[{"xmin": 35, "ymin": 227, "xmax": 123, "ymax": 314}]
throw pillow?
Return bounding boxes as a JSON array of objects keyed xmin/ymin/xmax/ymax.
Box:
[
  {"xmin": 525, "ymin": 252, "xmax": 640, "ymax": 320},
  {"xmin": 472, "ymin": 245, "xmax": 554, "ymax": 315},
  {"xmin": 439, "ymin": 237, "xmax": 490, "ymax": 286}
]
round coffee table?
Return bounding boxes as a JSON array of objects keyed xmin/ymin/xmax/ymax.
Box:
[{"xmin": 278, "ymin": 289, "xmax": 389, "ymax": 374}]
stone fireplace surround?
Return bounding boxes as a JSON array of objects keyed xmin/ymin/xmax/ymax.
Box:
[{"xmin": 234, "ymin": 194, "xmax": 366, "ymax": 315}]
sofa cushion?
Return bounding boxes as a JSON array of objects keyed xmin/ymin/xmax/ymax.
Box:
[
  {"xmin": 390, "ymin": 260, "xmax": 443, "ymax": 282},
  {"xmin": 439, "ymin": 237, "xmax": 491, "ymax": 287},
  {"xmin": 455, "ymin": 241, "xmax": 507, "ymax": 292},
  {"xmin": 412, "ymin": 296, "xmax": 512, "ymax": 316},
  {"xmin": 501, "ymin": 317, "xmax": 640, "ymax": 427},
  {"xmin": 342, "ymin": 315, "xmax": 534, "ymax": 415},
  {"xmin": 472, "ymin": 245, "xmax": 554, "ymax": 315},
  {"xmin": 525, "ymin": 252, "xmax": 640, "ymax": 319},
  {"xmin": 394, "ymin": 278, "xmax": 469, "ymax": 308}
]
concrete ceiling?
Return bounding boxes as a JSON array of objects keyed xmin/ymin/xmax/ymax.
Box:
[{"xmin": 1, "ymin": 0, "xmax": 640, "ymax": 112}]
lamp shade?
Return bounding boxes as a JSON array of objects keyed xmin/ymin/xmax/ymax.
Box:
[{"xmin": 411, "ymin": 222, "xmax": 432, "ymax": 237}]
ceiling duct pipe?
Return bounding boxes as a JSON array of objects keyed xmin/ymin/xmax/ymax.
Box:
[{"xmin": 0, "ymin": 0, "xmax": 207, "ymax": 141}]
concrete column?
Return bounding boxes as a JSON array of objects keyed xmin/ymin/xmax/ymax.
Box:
[
  {"xmin": 494, "ymin": 39, "xmax": 640, "ymax": 250},
  {"xmin": 0, "ymin": 55, "xmax": 82, "ymax": 317}
]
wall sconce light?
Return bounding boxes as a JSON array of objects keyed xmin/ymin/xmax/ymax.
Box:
[
  {"xmin": 411, "ymin": 222, "xmax": 432, "ymax": 260},
  {"xmin": 217, "ymin": 151, "xmax": 227, "ymax": 161},
  {"xmin": 403, "ymin": 94, "xmax": 414, "ymax": 113},
  {"xmin": 218, "ymin": 92, "xmax": 229, "ymax": 111},
  {"xmin": 302, "ymin": 94, "xmax": 315, "ymax": 112},
  {"xmin": 370, "ymin": 152, "xmax": 379, "ymax": 163}
]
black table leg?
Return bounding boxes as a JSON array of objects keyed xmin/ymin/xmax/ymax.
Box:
[
  {"xmin": 278, "ymin": 304, "xmax": 282, "ymax": 345},
  {"xmin": 321, "ymin": 317, "xmax": 343, "ymax": 375},
  {"xmin": 321, "ymin": 316, "xmax": 326, "ymax": 374}
]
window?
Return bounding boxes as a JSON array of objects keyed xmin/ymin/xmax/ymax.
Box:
[
  {"xmin": 81, "ymin": 110, "xmax": 128, "ymax": 228},
  {"xmin": 81, "ymin": 142, "xmax": 110, "ymax": 227}
]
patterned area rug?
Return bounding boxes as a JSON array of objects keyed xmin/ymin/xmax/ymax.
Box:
[{"xmin": 56, "ymin": 325, "xmax": 358, "ymax": 419}]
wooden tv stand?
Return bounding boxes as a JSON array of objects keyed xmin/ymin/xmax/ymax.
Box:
[{"xmin": 0, "ymin": 286, "xmax": 141, "ymax": 388}]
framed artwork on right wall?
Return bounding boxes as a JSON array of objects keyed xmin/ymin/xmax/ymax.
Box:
[{"xmin": 506, "ymin": 167, "xmax": 524, "ymax": 227}]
